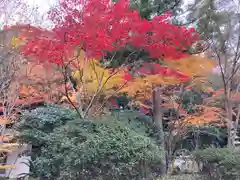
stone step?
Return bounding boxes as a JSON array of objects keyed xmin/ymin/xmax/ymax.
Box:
[
  {"xmin": 234, "ymin": 141, "xmax": 240, "ymax": 146},
  {"xmin": 234, "ymin": 135, "xmax": 240, "ymax": 140}
]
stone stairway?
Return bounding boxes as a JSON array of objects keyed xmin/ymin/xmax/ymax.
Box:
[{"xmin": 234, "ymin": 136, "xmax": 240, "ymax": 150}]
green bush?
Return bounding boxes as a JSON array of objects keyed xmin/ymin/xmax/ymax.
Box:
[
  {"xmin": 17, "ymin": 104, "xmax": 78, "ymax": 145},
  {"xmin": 18, "ymin": 105, "xmax": 164, "ymax": 180},
  {"xmin": 194, "ymin": 148, "xmax": 240, "ymax": 180}
]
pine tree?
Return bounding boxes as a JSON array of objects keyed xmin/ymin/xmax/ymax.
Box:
[{"xmin": 130, "ymin": 0, "xmax": 183, "ymax": 19}]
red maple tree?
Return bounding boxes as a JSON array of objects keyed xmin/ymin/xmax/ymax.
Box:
[
  {"xmin": 20, "ymin": 0, "xmax": 199, "ymax": 70},
  {"xmin": 6, "ymin": 0, "xmax": 202, "ymax": 116}
]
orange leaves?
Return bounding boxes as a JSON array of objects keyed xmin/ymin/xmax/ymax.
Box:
[
  {"xmin": 0, "ymin": 116, "xmax": 12, "ymax": 125},
  {"xmin": 19, "ymin": 85, "xmax": 41, "ymax": 98},
  {"xmin": 61, "ymin": 92, "xmax": 78, "ymax": 104},
  {"xmin": 0, "ymin": 136, "xmax": 14, "ymax": 143},
  {"xmin": 212, "ymin": 88, "xmax": 224, "ymax": 97},
  {"xmin": 182, "ymin": 106, "xmax": 223, "ymax": 126},
  {"xmin": 121, "ymin": 55, "xmax": 215, "ymax": 102},
  {"xmin": 120, "ymin": 74, "xmax": 183, "ymax": 98},
  {"xmin": 0, "ymin": 117, "xmax": 11, "ymax": 125},
  {"xmin": 232, "ymin": 92, "xmax": 240, "ymax": 101},
  {"xmin": 135, "ymin": 101, "xmax": 152, "ymax": 109},
  {"xmin": 17, "ymin": 61, "xmax": 64, "ymax": 103},
  {"xmin": 186, "ymin": 77, "xmax": 214, "ymax": 93},
  {"xmin": 6, "ymin": 24, "xmax": 52, "ymax": 47},
  {"xmin": 3, "ymin": 27, "xmax": 63, "ymax": 108},
  {"xmin": 0, "ymin": 114, "xmax": 18, "ymax": 125},
  {"xmin": 206, "ymin": 88, "xmax": 240, "ymax": 104},
  {"xmin": 19, "ymin": 62, "xmax": 62, "ymax": 85},
  {"xmin": 4, "ymin": 24, "xmax": 44, "ymax": 37},
  {"xmin": 145, "ymin": 74, "xmax": 184, "ymax": 85}
]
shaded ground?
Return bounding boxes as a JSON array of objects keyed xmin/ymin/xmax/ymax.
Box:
[{"xmin": 160, "ymin": 174, "xmax": 204, "ymax": 180}]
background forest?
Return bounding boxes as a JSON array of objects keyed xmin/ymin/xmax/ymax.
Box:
[{"xmin": 0, "ymin": 0, "xmax": 240, "ymax": 179}]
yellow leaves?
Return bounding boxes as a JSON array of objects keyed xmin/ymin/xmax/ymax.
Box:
[
  {"xmin": 0, "ymin": 143, "xmax": 19, "ymax": 153},
  {"xmin": 202, "ymin": 86, "xmax": 214, "ymax": 93},
  {"xmin": 166, "ymin": 55, "xmax": 216, "ymax": 77},
  {"xmin": 62, "ymin": 50, "xmax": 127, "ymax": 113},
  {"xmin": 0, "ymin": 165, "xmax": 15, "ymax": 169},
  {"xmin": 11, "ymin": 36, "xmax": 20, "ymax": 48},
  {"xmin": 72, "ymin": 50, "xmax": 125, "ymax": 95},
  {"xmin": 61, "ymin": 92, "xmax": 77, "ymax": 104},
  {"xmin": 135, "ymin": 101, "xmax": 151, "ymax": 109},
  {"xmin": 120, "ymin": 78, "xmax": 150, "ymax": 97},
  {"xmin": 146, "ymin": 74, "xmax": 183, "ymax": 85},
  {"xmin": 11, "ymin": 35, "xmax": 26, "ymax": 49}
]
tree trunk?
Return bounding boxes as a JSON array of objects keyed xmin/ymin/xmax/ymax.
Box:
[
  {"xmin": 226, "ymin": 100, "xmax": 234, "ymax": 148},
  {"xmin": 225, "ymin": 80, "xmax": 234, "ymax": 148},
  {"xmin": 152, "ymin": 85, "xmax": 166, "ymax": 175}
]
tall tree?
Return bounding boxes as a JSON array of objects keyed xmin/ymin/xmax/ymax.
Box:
[
  {"xmin": 0, "ymin": 0, "xmax": 44, "ymax": 28},
  {"xmin": 129, "ymin": 0, "xmax": 183, "ymax": 19},
  {"xmin": 0, "ymin": 1, "xmax": 48, "ymax": 173},
  {"xmin": 18, "ymin": 0, "xmax": 199, "ymax": 174},
  {"xmin": 186, "ymin": 0, "xmax": 240, "ymax": 148}
]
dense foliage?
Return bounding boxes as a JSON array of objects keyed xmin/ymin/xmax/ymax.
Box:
[
  {"xmin": 1, "ymin": 0, "xmax": 240, "ymax": 178},
  {"xmin": 194, "ymin": 148, "xmax": 240, "ymax": 180},
  {"xmin": 18, "ymin": 105, "xmax": 164, "ymax": 180},
  {"xmin": 22, "ymin": 0, "xmax": 198, "ymax": 63}
]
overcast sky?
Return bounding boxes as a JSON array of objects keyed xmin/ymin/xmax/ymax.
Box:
[
  {"xmin": 28, "ymin": 0, "xmax": 191, "ymax": 13},
  {"xmin": 25, "ymin": 0, "xmax": 193, "ymax": 28},
  {"xmin": 27, "ymin": 0, "xmax": 57, "ymax": 13}
]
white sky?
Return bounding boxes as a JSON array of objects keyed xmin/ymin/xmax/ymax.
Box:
[
  {"xmin": 24, "ymin": 0, "xmax": 192, "ymax": 28},
  {"xmin": 27, "ymin": 0, "xmax": 57, "ymax": 13},
  {"xmin": 29, "ymin": 0, "xmax": 192, "ymax": 14}
]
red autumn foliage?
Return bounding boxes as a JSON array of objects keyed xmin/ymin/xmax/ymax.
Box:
[
  {"xmin": 20, "ymin": 0, "xmax": 199, "ymax": 67},
  {"xmin": 13, "ymin": 0, "xmax": 201, "ymax": 117},
  {"xmin": 137, "ymin": 63, "xmax": 190, "ymax": 81}
]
